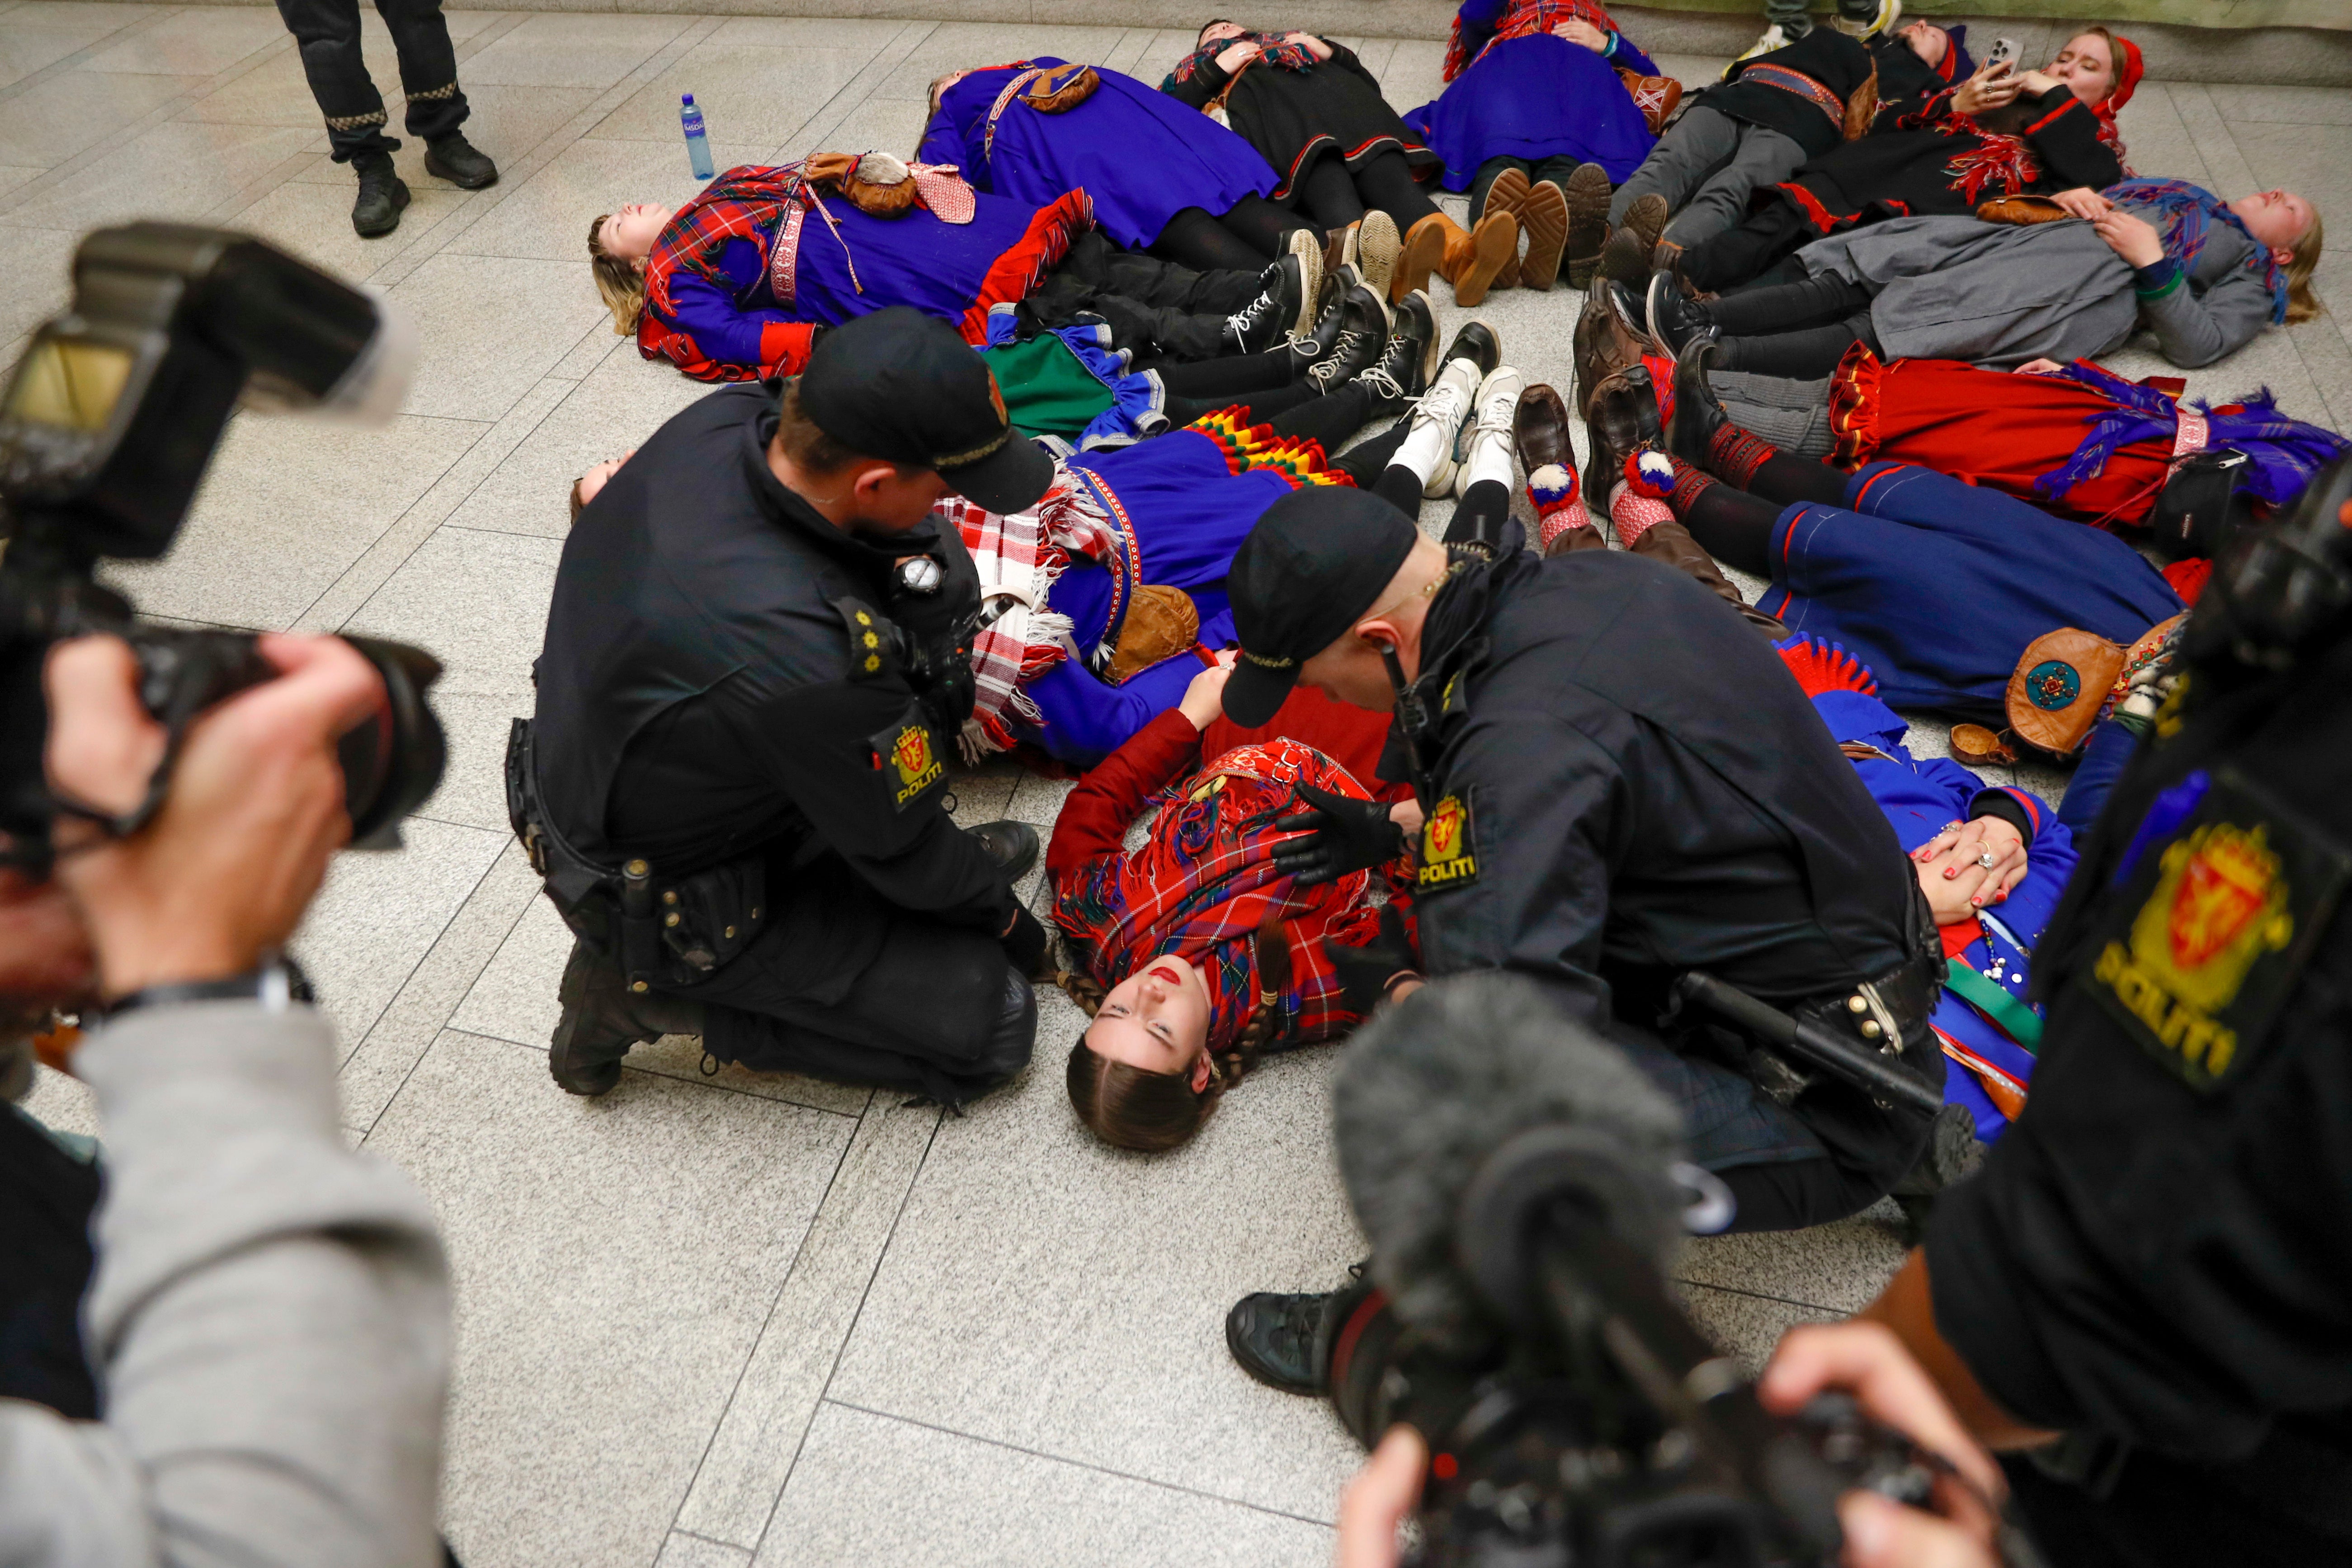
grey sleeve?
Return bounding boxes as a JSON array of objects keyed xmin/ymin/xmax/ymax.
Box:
[
  {"xmin": 0, "ymin": 1000, "xmax": 450, "ymax": 1568},
  {"xmin": 2140, "ymin": 237, "xmax": 2275, "ymax": 370}
]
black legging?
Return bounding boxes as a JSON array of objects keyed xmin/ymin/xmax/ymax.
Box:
[
  {"xmin": 1679, "ymin": 198, "xmax": 1813, "ymax": 291},
  {"xmin": 1150, "ymin": 195, "xmax": 1313, "ymax": 272},
  {"xmin": 1680, "ymin": 445, "xmax": 1851, "ymax": 574},
  {"xmin": 1358, "ymin": 447, "xmax": 1513, "ymax": 556},
  {"xmin": 1698, "ymin": 273, "xmax": 1884, "ymax": 378},
  {"xmin": 1156, "ymin": 348, "xmax": 1306, "ymax": 426},
  {"xmin": 1293, "ymin": 147, "xmax": 1443, "ymax": 234},
  {"xmin": 1468, "ymin": 153, "xmax": 1586, "ymax": 225}
]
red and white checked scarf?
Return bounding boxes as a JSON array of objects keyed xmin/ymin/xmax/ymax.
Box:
[{"xmin": 940, "ymin": 466, "xmax": 1124, "ymax": 758}]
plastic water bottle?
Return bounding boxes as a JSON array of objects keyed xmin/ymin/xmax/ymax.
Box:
[{"xmin": 680, "ymin": 94, "xmax": 714, "ymax": 180}]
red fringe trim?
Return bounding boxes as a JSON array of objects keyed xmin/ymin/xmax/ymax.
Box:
[
  {"xmin": 1185, "ymin": 407, "xmax": 1358, "ymax": 488},
  {"xmin": 958, "ymin": 188, "xmax": 1096, "ymax": 345},
  {"xmin": 1829, "ymin": 339, "xmax": 1884, "ymax": 471}
]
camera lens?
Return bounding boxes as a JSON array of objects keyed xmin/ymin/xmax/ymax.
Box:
[{"xmin": 335, "ymin": 635, "xmax": 447, "ymax": 847}]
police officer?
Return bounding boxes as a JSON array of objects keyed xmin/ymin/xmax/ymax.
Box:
[
  {"xmin": 518, "ymin": 308, "xmax": 1054, "ymax": 1106},
  {"xmin": 1207, "ymin": 485, "xmax": 1953, "ymax": 1391},
  {"xmin": 1845, "ymin": 454, "xmax": 2352, "ymax": 1563}
]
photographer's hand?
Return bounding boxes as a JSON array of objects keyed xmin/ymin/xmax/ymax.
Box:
[
  {"xmin": 1759, "ymin": 1323, "xmax": 2005, "ymax": 1568},
  {"xmin": 44, "ymin": 633, "xmax": 380, "ymax": 1001},
  {"xmin": 1336, "ymin": 1425, "xmax": 1427, "ymax": 1568}
]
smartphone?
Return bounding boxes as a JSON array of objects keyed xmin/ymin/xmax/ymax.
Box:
[{"xmin": 1984, "ymin": 37, "xmax": 2020, "ymax": 72}]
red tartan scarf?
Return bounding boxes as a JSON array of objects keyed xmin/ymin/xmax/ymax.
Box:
[
  {"xmin": 641, "ymin": 165, "xmax": 809, "ymax": 326},
  {"xmin": 1054, "ymin": 739, "xmax": 1412, "ymax": 1053},
  {"xmin": 1443, "ymin": 0, "xmax": 1619, "ymax": 82},
  {"xmin": 1166, "ymin": 30, "xmax": 1320, "ymax": 87}
]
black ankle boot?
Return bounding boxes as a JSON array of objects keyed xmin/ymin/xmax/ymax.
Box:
[
  {"xmin": 1222, "ymin": 254, "xmax": 1303, "ymax": 355},
  {"xmin": 1668, "ymin": 334, "xmax": 1727, "ymax": 468},
  {"xmin": 350, "ymin": 152, "xmax": 411, "ymax": 239},
  {"xmin": 1285, "ymin": 264, "xmax": 1357, "ymax": 378},
  {"xmin": 1645, "ymin": 269, "xmax": 1712, "ymax": 355},
  {"xmin": 424, "ymin": 131, "xmax": 499, "ymax": 189},
  {"xmin": 547, "ymin": 937, "xmax": 706, "ymax": 1096},
  {"xmin": 1225, "ymin": 1287, "xmax": 1344, "ymax": 1393},
  {"xmin": 1306, "ymin": 283, "xmax": 1389, "ymax": 393},
  {"xmin": 1351, "ymin": 289, "xmax": 1438, "ymax": 409}
]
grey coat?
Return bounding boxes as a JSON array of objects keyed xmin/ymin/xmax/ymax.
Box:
[{"xmin": 1796, "ymin": 202, "xmax": 2278, "ymax": 369}]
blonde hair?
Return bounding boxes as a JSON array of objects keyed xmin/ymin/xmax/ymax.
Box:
[
  {"xmin": 588, "ymin": 212, "xmax": 645, "ymax": 336},
  {"xmin": 2067, "ymin": 26, "xmax": 2123, "ymax": 103},
  {"xmin": 2285, "ymin": 208, "xmax": 2325, "ymax": 325}
]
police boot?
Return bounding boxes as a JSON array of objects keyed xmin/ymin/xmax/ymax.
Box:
[
  {"xmin": 350, "ymin": 151, "xmax": 411, "ymax": 239},
  {"xmin": 1226, "ymin": 1282, "xmax": 1350, "ymax": 1394},
  {"xmin": 548, "ymin": 938, "xmax": 706, "ymax": 1097},
  {"xmin": 968, "ymin": 819, "xmax": 1040, "ymax": 881},
  {"xmin": 423, "ymin": 132, "xmax": 499, "ymax": 189},
  {"xmin": 1890, "ymin": 1102, "xmax": 1985, "ymax": 1241}
]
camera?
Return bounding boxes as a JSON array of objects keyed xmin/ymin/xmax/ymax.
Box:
[
  {"xmin": 0, "ymin": 223, "xmax": 446, "ymax": 874},
  {"xmin": 1331, "ymin": 978, "xmax": 1951, "ymax": 1568}
]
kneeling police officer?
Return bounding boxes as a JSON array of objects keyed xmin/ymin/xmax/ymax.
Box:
[
  {"xmin": 1212, "ymin": 486, "xmax": 1953, "ymax": 1390},
  {"xmin": 514, "ymin": 309, "xmax": 1054, "ymax": 1103}
]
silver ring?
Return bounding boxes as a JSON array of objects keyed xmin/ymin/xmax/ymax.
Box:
[{"xmin": 1977, "ymin": 849, "xmax": 1998, "ymax": 869}]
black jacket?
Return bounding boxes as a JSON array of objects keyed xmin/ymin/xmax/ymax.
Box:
[
  {"xmin": 531, "ymin": 384, "xmax": 1013, "ymax": 978},
  {"xmin": 1703, "ymin": 25, "xmax": 1879, "ymax": 160},
  {"xmin": 1928, "ymin": 631, "xmax": 2352, "ymax": 1535}
]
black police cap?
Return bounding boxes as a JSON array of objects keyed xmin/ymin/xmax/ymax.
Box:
[
  {"xmin": 798, "ymin": 307, "xmax": 1053, "ymax": 515},
  {"xmin": 1222, "ymin": 486, "xmax": 1419, "ymax": 729}
]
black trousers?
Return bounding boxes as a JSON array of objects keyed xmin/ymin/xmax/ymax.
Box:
[
  {"xmin": 274, "ymin": 0, "xmax": 470, "ymax": 163},
  {"xmin": 1019, "ymin": 231, "xmax": 1264, "ymax": 361},
  {"xmin": 0, "ymin": 1103, "xmax": 100, "ymax": 1420},
  {"xmin": 673, "ymin": 863, "xmax": 1037, "ymax": 1107},
  {"xmin": 1678, "ymin": 198, "xmax": 1814, "ymax": 292}
]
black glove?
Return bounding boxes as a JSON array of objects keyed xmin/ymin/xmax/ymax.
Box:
[
  {"xmin": 1328, "ymin": 904, "xmax": 1419, "ymax": 1017},
  {"xmin": 1273, "ymin": 782, "xmax": 1407, "ymax": 887},
  {"xmin": 999, "ymin": 904, "xmax": 1051, "ymax": 977}
]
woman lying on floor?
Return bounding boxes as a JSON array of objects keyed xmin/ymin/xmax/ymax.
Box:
[
  {"xmin": 1645, "ymin": 179, "xmax": 2324, "ymax": 377},
  {"xmin": 955, "ymin": 298, "xmax": 1464, "ymax": 768},
  {"xmin": 1670, "ymin": 27, "xmax": 2139, "ymax": 294},
  {"xmin": 1164, "ymin": 25, "xmax": 1445, "ymax": 264},
  {"xmin": 589, "ymin": 158, "xmax": 1303, "ymax": 385},
  {"xmin": 1055, "ymin": 353, "xmax": 1549, "ymax": 1151},
  {"xmin": 920, "ymin": 58, "xmax": 1318, "ymax": 275}
]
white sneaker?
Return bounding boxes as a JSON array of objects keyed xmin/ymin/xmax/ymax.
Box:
[
  {"xmin": 1455, "ymin": 365, "xmax": 1526, "ymax": 498},
  {"xmin": 1397, "ymin": 357, "xmax": 1483, "ymax": 497}
]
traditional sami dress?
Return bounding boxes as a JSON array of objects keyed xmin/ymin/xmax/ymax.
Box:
[
  {"xmin": 949, "ymin": 414, "xmax": 1353, "ymax": 767},
  {"xmin": 1049, "ymin": 724, "xmax": 1415, "ymax": 1061},
  {"xmin": 1782, "ymin": 637, "xmax": 2065, "ymax": 1141},
  {"xmin": 1755, "ymin": 460, "xmax": 2184, "ymax": 720},
  {"xmin": 1160, "ymin": 34, "xmax": 1439, "ymax": 199},
  {"xmin": 637, "ymin": 163, "xmax": 1091, "ymax": 381},
  {"xmin": 919, "ymin": 59, "xmax": 1280, "ymax": 251},
  {"xmin": 1403, "ymin": 0, "xmax": 1663, "ymax": 188},
  {"xmin": 1831, "ymin": 350, "xmax": 2351, "ymax": 529}
]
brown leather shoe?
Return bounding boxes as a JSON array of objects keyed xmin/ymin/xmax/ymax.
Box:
[
  {"xmin": 1480, "ymin": 166, "xmax": 1529, "ymax": 290},
  {"xmin": 1561, "ymin": 162, "xmax": 1612, "ymax": 289},
  {"xmin": 1627, "ymin": 518, "xmax": 1789, "ymax": 638},
  {"xmin": 1600, "ymin": 192, "xmax": 1667, "ymax": 283},
  {"xmin": 1447, "ymin": 211, "xmax": 1518, "ymax": 308},
  {"xmin": 1517, "ymin": 177, "xmax": 1569, "ymax": 292},
  {"xmin": 1513, "ymin": 381, "xmax": 1572, "ymax": 476},
  {"xmin": 1397, "ymin": 212, "xmax": 1451, "ymax": 302},
  {"xmin": 1583, "ymin": 364, "xmax": 1661, "ymax": 512},
  {"xmin": 1571, "ymin": 273, "xmax": 1650, "ymax": 424}
]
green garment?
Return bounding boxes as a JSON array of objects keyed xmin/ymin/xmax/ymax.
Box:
[{"xmin": 980, "ymin": 331, "xmax": 1118, "ymax": 443}]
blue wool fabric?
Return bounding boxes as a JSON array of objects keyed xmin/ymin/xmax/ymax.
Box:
[
  {"xmin": 1403, "ymin": 23, "xmax": 1660, "ymax": 188},
  {"xmin": 1756, "ymin": 461, "xmax": 2185, "ymax": 720},
  {"xmin": 920, "ymin": 58, "xmax": 1279, "ymax": 251}
]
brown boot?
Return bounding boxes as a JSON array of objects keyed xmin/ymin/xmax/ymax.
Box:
[
  {"xmin": 1627, "ymin": 518, "xmax": 1790, "ymax": 638},
  {"xmin": 1561, "ymin": 162, "xmax": 1612, "ymax": 289},
  {"xmin": 1571, "ymin": 273, "xmax": 1650, "ymax": 425},
  {"xmin": 1397, "ymin": 212, "xmax": 1450, "ymax": 302},
  {"xmin": 1599, "ymin": 192, "xmax": 1666, "ymax": 284},
  {"xmin": 1442, "ymin": 211, "xmax": 1518, "ymax": 308},
  {"xmin": 1512, "ymin": 380, "xmax": 1573, "ymax": 476},
  {"xmin": 1517, "ymin": 177, "xmax": 1569, "ymax": 291},
  {"xmin": 1480, "ymin": 167, "xmax": 1529, "ymax": 290}
]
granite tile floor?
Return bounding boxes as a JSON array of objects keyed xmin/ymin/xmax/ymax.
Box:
[{"xmin": 11, "ymin": 5, "xmax": 2351, "ymax": 1562}]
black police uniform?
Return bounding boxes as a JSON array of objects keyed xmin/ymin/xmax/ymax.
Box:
[
  {"xmin": 1924, "ymin": 612, "xmax": 2352, "ymax": 1561},
  {"xmin": 528, "ymin": 383, "xmax": 1033, "ymax": 1103},
  {"xmin": 1394, "ymin": 547, "xmax": 1944, "ymax": 1230}
]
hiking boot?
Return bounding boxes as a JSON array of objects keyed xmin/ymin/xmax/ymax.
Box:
[
  {"xmin": 1452, "ymin": 363, "xmax": 1525, "ymax": 503},
  {"xmin": 1351, "ymin": 287, "xmax": 1438, "ymax": 414},
  {"xmin": 351, "ymin": 151, "xmax": 411, "ymax": 238},
  {"xmin": 548, "ymin": 937, "xmax": 707, "ymax": 1096},
  {"xmin": 968, "ymin": 819, "xmax": 1040, "ymax": 881},
  {"xmin": 1602, "ymin": 193, "xmax": 1668, "ymax": 283},
  {"xmin": 424, "ymin": 131, "xmax": 499, "ymax": 189},
  {"xmin": 1222, "ymin": 253, "xmax": 1304, "ymax": 354},
  {"xmin": 1225, "ymin": 1287, "xmax": 1345, "ymax": 1394},
  {"xmin": 1561, "ymin": 162, "xmax": 1612, "ymax": 290},
  {"xmin": 1517, "ymin": 174, "xmax": 1570, "ymax": 291},
  {"xmin": 1437, "ymin": 318, "xmax": 1502, "ymax": 382},
  {"xmin": 1305, "ymin": 280, "xmax": 1389, "ymax": 393}
]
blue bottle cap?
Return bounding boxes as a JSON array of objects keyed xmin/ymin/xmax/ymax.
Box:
[{"xmin": 682, "ymin": 93, "xmax": 695, "ymax": 104}]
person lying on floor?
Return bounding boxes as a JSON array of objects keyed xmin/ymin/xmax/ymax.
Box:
[
  {"xmin": 1053, "ymin": 658, "xmax": 1421, "ymax": 1151},
  {"xmin": 1670, "ymin": 27, "xmax": 2139, "ymax": 294},
  {"xmin": 954, "ymin": 297, "xmax": 1459, "ymax": 768},
  {"xmin": 589, "ymin": 158, "xmax": 1307, "ymax": 383},
  {"xmin": 1644, "ymin": 179, "xmax": 2324, "ymax": 378},
  {"xmin": 1591, "ymin": 345, "xmax": 2192, "ymax": 837},
  {"xmin": 1599, "ymin": 20, "xmax": 1973, "ymax": 282},
  {"xmin": 1164, "ymin": 24, "xmax": 1445, "ymax": 280},
  {"xmin": 920, "ymin": 58, "xmax": 1317, "ymax": 276},
  {"xmin": 1402, "ymin": 0, "xmax": 1674, "ymax": 300}
]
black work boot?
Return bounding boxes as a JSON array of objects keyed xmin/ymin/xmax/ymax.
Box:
[
  {"xmin": 1284, "ymin": 264, "xmax": 1359, "ymax": 379},
  {"xmin": 547, "ymin": 937, "xmax": 706, "ymax": 1097},
  {"xmin": 1890, "ymin": 1102, "xmax": 1986, "ymax": 1242},
  {"xmin": 1667, "ymin": 333, "xmax": 1728, "ymax": 468},
  {"xmin": 967, "ymin": 819, "xmax": 1040, "ymax": 881},
  {"xmin": 1221, "ymin": 253, "xmax": 1304, "ymax": 355},
  {"xmin": 1351, "ymin": 288, "xmax": 1439, "ymax": 413},
  {"xmin": 351, "ymin": 151, "xmax": 411, "ymax": 239},
  {"xmin": 424, "ymin": 131, "xmax": 499, "ymax": 190},
  {"xmin": 1305, "ymin": 281, "xmax": 1389, "ymax": 393},
  {"xmin": 1225, "ymin": 1286, "xmax": 1347, "ymax": 1394}
]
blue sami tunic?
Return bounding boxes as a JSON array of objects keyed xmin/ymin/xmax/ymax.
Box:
[
  {"xmin": 1403, "ymin": 4, "xmax": 1660, "ymax": 188},
  {"xmin": 919, "ymin": 58, "xmax": 1279, "ymax": 251},
  {"xmin": 1811, "ymin": 681, "xmax": 2070, "ymax": 1141},
  {"xmin": 1758, "ymin": 460, "xmax": 2184, "ymax": 721}
]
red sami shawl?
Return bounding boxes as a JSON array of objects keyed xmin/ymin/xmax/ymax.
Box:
[{"xmin": 1442, "ymin": 0, "xmax": 1619, "ymax": 83}]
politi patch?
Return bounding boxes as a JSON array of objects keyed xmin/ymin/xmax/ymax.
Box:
[
  {"xmin": 1417, "ymin": 790, "xmax": 1481, "ymax": 893},
  {"xmin": 869, "ymin": 711, "xmax": 946, "ymax": 813}
]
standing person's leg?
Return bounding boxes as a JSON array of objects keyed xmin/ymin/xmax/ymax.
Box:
[
  {"xmin": 1607, "ymin": 105, "xmax": 1744, "ymax": 230},
  {"xmin": 1349, "ymin": 149, "xmax": 1441, "ymax": 233},
  {"xmin": 1660, "ymin": 123, "xmax": 1807, "ymax": 252},
  {"xmin": 274, "ymin": 0, "xmax": 412, "ymax": 235},
  {"xmin": 372, "ymin": 0, "xmax": 494, "ymax": 187},
  {"xmin": 1760, "ymin": 0, "xmax": 1813, "ymax": 44}
]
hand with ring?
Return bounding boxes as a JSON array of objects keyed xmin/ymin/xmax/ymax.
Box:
[{"xmin": 1911, "ymin": 815, "xmax": 2029, "ymax": 924}]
